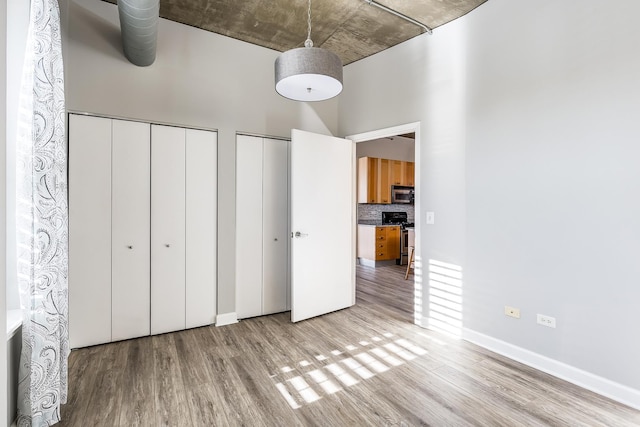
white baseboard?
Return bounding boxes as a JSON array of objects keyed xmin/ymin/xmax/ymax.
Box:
[
  {"xmin": 215, "ymin": 312, "xmax": 238, "ymax": 327},
  {"xmin": 462, "ymin": 327, "xmax": 640, "ymax": 411}
]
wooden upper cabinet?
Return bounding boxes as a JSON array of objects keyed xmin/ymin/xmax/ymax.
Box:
[
  {"xmin": 358, "ymin": 157, "xmax": 378, "ymax": 203},
  {"xmin": 404, "ymin": 162, "xmax": 415, "ymax": 186},
  {"xmin": 390, "ymin": 160, "xmax": 403, "ymax": 186},
  {"xmin": 379, "ymin": 159, "xmax": 390, "ymax": 203},
  {"xmin": 393, "ymin": 160, "xmax": 415, "ymax": 186},
  {"xmin": 358, "ymin": 157, "xmax": 415, "ymax": 204}
]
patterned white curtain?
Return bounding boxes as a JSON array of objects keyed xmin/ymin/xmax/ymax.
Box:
[{"xmin": 16, "ymin": 0, "xmax": 69, "ymax": 425}]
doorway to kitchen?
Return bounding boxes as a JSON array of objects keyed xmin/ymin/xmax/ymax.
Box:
[{"xmin": 347, "ymin": 122, "xmax": 422, "ymax": 326}]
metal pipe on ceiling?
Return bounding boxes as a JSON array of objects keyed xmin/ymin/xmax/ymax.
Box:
[
  {"xmin": 364, "ymin": 0, "xmax": 433, "ymax": 35},
  {"xmin": 118, "ymin": 0, "xmax": 160, "ymax": 66}
]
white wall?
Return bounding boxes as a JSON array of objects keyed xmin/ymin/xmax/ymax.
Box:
[
  {"xmin": 339, "ymin": 0, "xmax": 640, "ymax": 405},
  {"xmin": 64, "ymin": 0, "xmax": 339, "ymax": 316},
  {"xmin": 464, "ymin": 0, "xmax": 640, "ymax": 392},
  {"xmin": 1, "ymin": 0, "xmax": 8, "ymax": 422},
  {"xmin": 356, "ymin": 136, "xmax": 415, "ymax": 161}
]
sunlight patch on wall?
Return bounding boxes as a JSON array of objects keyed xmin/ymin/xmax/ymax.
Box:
[
  {"xmin": 426, "ymin": 259, "xmax": 464, "ymax": 337},
  {"xmin": 414, "ymin": 256, "xmax": 424, "ymax": 325}
]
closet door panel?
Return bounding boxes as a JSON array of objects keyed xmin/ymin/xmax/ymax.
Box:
[
  {"xmin": 151, "ymin": 125, "xmax": 186, "ymax": 334},
  {"xmin": 235, "ymin": 135, "xmax": 263, "ymax": 319},
  {"xmin": 262, "ymin": 138, "xmax": 289, "ymax": 315},
  {"xmin": 68, "ymin": 114, "xmax": 112, "ymax": 348},
  {"xmin": 185, "ymin": 129, "xmax": 217, "ymax": 328},
  {"xmin": 111, "ymin": 119, "xmax": 151, "ymax": 341}
]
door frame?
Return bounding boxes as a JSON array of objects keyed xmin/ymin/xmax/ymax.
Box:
[{"xmin": 345, "ymin": 122, "xmax": 422, "ymax": 326}]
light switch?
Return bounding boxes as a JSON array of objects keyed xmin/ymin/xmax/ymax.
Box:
[{"xmin": 426, "ymin": 211, "xmax": 435, "ymax": 224}]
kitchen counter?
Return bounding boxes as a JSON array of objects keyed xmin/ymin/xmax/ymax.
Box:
[
  {"xmin": 357, "ymin": 223, "xmax": 402, "ymax": 268},
  {"xmin": 358, "ymin": 221, "xmax": 398, "ymax": 227}
]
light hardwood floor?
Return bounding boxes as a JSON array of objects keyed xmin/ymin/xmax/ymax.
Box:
[{"xmin": 59, "ymin": 265, "xmax": 640, "ymax": 426}]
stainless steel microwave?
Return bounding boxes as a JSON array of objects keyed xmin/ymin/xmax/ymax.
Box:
[{"xmin": 391, "ymin": 185, "xmax": 414, "ymax": 204}]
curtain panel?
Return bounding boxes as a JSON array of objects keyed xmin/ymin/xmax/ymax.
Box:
[{"xmin": 16, "ymin": 0, "xmax": 69, "ymax": 425}]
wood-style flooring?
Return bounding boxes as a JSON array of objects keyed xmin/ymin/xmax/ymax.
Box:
[{"xmin": 59, "ymin": 265, "xmax": 640, "ymax": 426}]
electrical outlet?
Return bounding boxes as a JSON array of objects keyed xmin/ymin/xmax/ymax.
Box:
[
  {"xmin": 504, "ymin": 306, "xmax": 520, "ymax": 319},
  {"xmin": 537, "ymin": 314, "xmax": 556, "ymax": 328}
]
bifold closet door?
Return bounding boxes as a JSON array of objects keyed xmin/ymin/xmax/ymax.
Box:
[
  {"xmin": 151, "ymin": 125, "xmax": 186, "ymax": 335},
  {"xmin": 185, "ymin": 129, "xmax": 217, "ymax": 328},
  {"xmin": 236, "ymin": 135, "xmax": 263, "ymax": 319},
  {"xmin": 69, "ymin": 114, "xmax": 112, "ymax": 348},
  {"xmin": 236, "ymin": 135, "xmax": 289, "ymax": 319},
  {"xmin": 262, "ymin": 138, "xmax": 289, "ymax": 314},
  {"xmin": 111, "ymin": 119, "xmax": 151, "ymax": 341}
]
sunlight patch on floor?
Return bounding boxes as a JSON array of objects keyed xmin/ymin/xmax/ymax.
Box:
[{"xmin": 272, "ymin": 332, "xmax": 430, "ymax": 409}]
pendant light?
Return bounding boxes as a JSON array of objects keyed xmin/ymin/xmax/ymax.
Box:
[{"xmin": 274, "ymin": 0, "xmax": 343, "ymax": 102}]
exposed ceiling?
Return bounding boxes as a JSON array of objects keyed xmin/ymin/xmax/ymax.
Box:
[{"xmin": 104, "ymin": 0, "xmax": 488, "ymax": 65}]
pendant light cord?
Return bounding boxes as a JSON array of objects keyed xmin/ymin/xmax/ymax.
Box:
[{"xmin": 305, "ymin": 0, "xmax": 314, "ymax": 47}]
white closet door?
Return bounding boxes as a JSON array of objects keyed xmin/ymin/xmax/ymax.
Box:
[
  {"xmin": 185, "ymin": 129, "xmax": 217, "ymax": 328},
  {"xmin": 262, "ymin": 138, "xmax": 289, "ymax": 314},
  {"xmin": 69, "ymin": 114, "xmax": 112, "ymax": 348},
  {"xmin": 151, "ymin": 125, "xmax": 186, "ymax": 334},
  {"xmin": 111, "ymin": 119, "xmax": 151, "ymax": 341},
  {"xmin": 235, "ymin": 135, "xmax": 263, "ymax": 319}
]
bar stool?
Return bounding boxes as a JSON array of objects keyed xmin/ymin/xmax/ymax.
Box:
[
  {"xmin": 405, "ymin": 246, "xmax": 414, "ymax": 279},
  {"xmin": 405, "ymin": 229, "xmax": 415, "ymax": 280}
]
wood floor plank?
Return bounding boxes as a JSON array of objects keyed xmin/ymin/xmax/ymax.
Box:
[
  {"xmin": 431, "ymin": 363, "xmax": 562, "ymax": 425},
  {"xmin": 58, "ymin": 264, "xmax": 640, "ymax": 426},
  {"xmin": 59, "ymin": 346, "xmax": 103, "ymax": 426},
  {"xmin": 174, "ymin": 328, "xmax": 215, "ymax": 387},
  {"xmin": 184, "ymin": 383, "xmax": 231, "ymax": 427},
  {"xmin": 152, "ymin": 333, "xmax": 193, "ymax": 426},
  {"xmin": 117, "ymin": 336, "xmax": 156, "ymax": 426},
  {"xmin": 203, "ymin": 354, "xmax": 268, "ymax": 426}
]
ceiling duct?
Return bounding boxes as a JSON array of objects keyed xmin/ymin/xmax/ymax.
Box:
[
  {"xmin": 364, "ymin": 0, "xmax": 432, "ymax": 35},
  {"xmin": 117, "ymin": 0, "xmax": 159, "ymax": 66}
]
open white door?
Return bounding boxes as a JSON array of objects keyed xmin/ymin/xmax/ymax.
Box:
[{"xmin": 291, "ymin": 129, "xmax": 355, "ymax": 322}]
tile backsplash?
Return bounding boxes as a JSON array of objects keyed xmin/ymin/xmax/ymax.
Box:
[{"xmin": 358, "ymin": 204, "xmax": 415, "ymax": 222}]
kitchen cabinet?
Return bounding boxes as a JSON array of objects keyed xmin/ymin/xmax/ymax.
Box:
[
  {"xmin": 391, "ymin": 160, "xmax": 415, "ymax": 186},
  {"xmin": 379, "ymin": 159, "xmax": 391, "ymax": 203},
  {"xmin": 358, "ymin": 156, "xmax": 414, "ymax": 203},
  {"xmin": 236, "ymin": 134, "xmax": 289, "ymax": 319},
  {"xmin": 390, "ymin": 160, "xmax": 403, "ymax": 185},
  {"xmin": 69, "ymin": 114, "xmax": 217, "ymax": 348},
  {"xmin": 358, "ymin": 156, "xmax": 378, "ymax": 203},
  {"xmin": 385, "ymin": 226, "xmax": 401, "ymax": 260},
  {"xmin": 404, "ymin": 162, "xmax": 415, "ymax": 186},
  {"xmin": 357, "ymin": 225, "xmax": 401, "ymax": 264}
]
